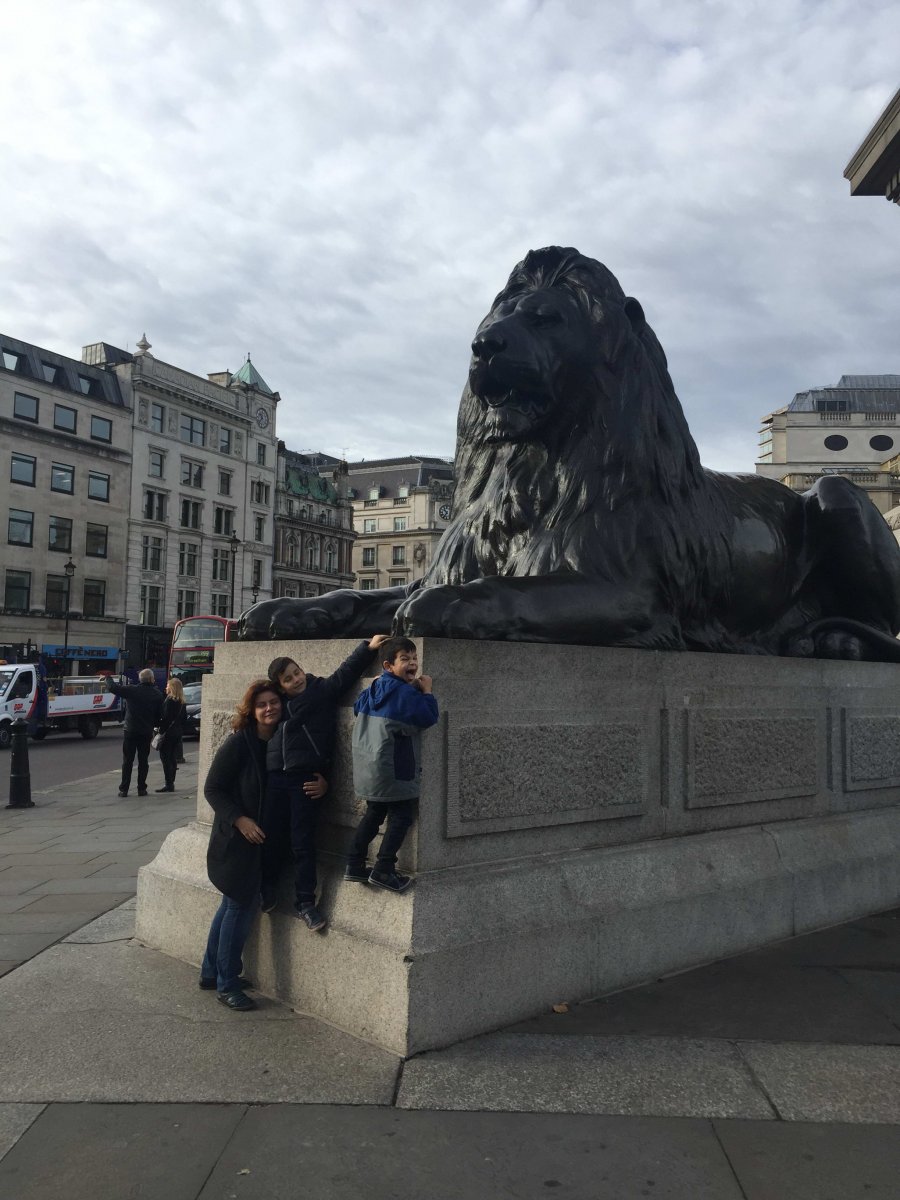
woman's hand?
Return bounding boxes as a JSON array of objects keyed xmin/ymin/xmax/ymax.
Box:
[
  {"xmin": 234, "ymin": 815, "xmax": 266, "ymax": 844},
  {"xmin": 303, "ymin": 772, "xmax": 328, "ymax": 799}
]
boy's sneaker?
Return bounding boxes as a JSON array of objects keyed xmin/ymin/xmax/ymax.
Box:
[
  {"xmin": 295, "ymin": 902, "xmax": 327, "ymax": 931},
  {"xmin": 343, "ymin": 863, "xmax": 370, "ymax": 883},
  {"xmin": 368, "ymin": 869, "xmax": 413, "ymax": 893}
]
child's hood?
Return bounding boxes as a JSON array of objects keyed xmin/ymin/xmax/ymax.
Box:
[{"xmin": 360, "ymin": 670, "xmax": 407, "ymax": 712}]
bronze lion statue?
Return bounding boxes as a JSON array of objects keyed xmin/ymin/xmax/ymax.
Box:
[{"xmin": 240, "ymin": 246, "xmax": 900, "ymax": 661}]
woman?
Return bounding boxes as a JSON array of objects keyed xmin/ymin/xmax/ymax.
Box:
[
  {"xmin": 199, "ymin": 678, "xmax": 282, "ymax": 1011},
  {"xmin": 156, "ymin": 677, "xmax": 187, "ymax": 793}
]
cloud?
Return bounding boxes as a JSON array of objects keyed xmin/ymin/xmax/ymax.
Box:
[{"xmin": 2, "ymin": 0, "xmax": 900, "ymax": 470}]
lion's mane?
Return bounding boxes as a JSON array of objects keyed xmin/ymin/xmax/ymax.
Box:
[{"xmin": 427, "ymin": 247, "xmax": 733, "ymax": 650}]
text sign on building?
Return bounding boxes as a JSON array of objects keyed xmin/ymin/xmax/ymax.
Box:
[{"xmin": 42, "ymin": 645, "xmax": 119, "ymax": 660}]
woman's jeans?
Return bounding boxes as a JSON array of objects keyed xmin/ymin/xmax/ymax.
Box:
[{"xmin": 200, "ymin": 893, "xmax": 258, "ymax": 993}]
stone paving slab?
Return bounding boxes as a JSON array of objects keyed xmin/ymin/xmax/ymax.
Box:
[
  {"xmin": 713, "ymin": 1117, "xmax": 900, "ymax": 1199},
  {"xmin": 0, "ymin": 912, "xmax": 96, "ymax": 935},
  {"xmin": 739, "ymin": 1042, "xmax": 900, "ymax": 1123},
  {"xmin": 0, "ymin": 1105, "xmax": 44, "ymax": 1161},
  {"xmin": 0, "ymin": 941, "xmax": 400, "ymax": 1104},
  {"xmin": 510, "ymin": 960, "xmax": 900, "ymax": 1044},
  {"xmin": 757, "ymin": 911, "xmax": 900, "ymax": 968},
  {"xmin": 17, "ymin": 892, "xmax": 132, "ymax": 913},
  {"xmin": 0, "ymin": 1103, "xmax": 244, "ymax": 1200},
  {"xmin": 0, "ymin": 933, "xmax": 60, "ymax": 959},
  {"xmin": 198, "ymin": 1107, "xmax": 746, "ymax": 1200},
  {"xmin": 837, "ymin": 967, "xmax": 900, "ymax": 1028},
  {"xmin": 397, "ymin": 1033, "xmax": 775, "ymax": 1119},
  {"xmin": 23, "ymin": 876, "xmax": 146, "ymax": 892},
  {"xmin": 62, "ymin": 898, "xmax": 135, "ymax": 943}
]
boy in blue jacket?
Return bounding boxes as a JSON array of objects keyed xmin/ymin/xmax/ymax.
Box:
[
  {"xmin": 344, "ymin": 636, "xmax": 439, "ymax": 893},
  {"xmin": 264, "ymin": 634, "xmax": 388, "ymax": 930}
]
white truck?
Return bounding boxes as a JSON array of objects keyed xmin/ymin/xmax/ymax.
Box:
[{"xmin": 0, "ymin": 664, "xmax": 123, "ymax": 748}]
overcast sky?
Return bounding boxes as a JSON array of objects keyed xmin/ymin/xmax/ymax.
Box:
[{"xmin": 2, "ymin": 0, "xmax": 899, "ymax": 470}]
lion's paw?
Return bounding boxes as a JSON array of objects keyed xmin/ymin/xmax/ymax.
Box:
[{"xmin": 237, "ymin": 596, "xmax": 351, "ymax": 640}]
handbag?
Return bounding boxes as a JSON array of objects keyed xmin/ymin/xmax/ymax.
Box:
[{"xmin": 151, "ymin": 731, "xmax": 163, "ymax": 751}]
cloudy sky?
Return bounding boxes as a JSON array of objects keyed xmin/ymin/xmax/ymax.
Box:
[{"xmin": 2, "ymin": 0, "xmax": 899, "ymax": 470}]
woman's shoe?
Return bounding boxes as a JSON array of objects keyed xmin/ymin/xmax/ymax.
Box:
[
  {"xmin": 155, "ymin": 786, "xmax": 175, "ymax": 793},
  {"xmin": 217, "ymin": 990, "xmax": 256, "ymax": 1011}
]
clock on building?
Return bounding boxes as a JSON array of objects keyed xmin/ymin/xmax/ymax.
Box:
[
  {"xmin": 438, "ymin": 503, "xmax": 451, "ymax": 520},
  {"xmin": 255, "ymin": 406, "xmax": 270, "ymax": 429}
]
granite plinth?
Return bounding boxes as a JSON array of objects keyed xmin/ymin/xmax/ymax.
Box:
[{"xmin": 136, "ymin": 640, "xmax": 900, "ymax": 1055}]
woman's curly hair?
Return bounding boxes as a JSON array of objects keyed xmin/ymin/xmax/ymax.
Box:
[{"xmin": 232, "ymin": 678, "xmax": 282, "ymax": 732}]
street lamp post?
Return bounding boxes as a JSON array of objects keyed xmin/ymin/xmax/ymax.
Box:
[
  {"xmin": 62, "ymin": 556, "xmax": 76, "ymax": 676},
  {"xmin": 229, "ymin": 533, "xmax": 241, "ymax": 618},
  {"xmin": 251, "ymin": 581, "xmax": 260, "ymax": 605}
]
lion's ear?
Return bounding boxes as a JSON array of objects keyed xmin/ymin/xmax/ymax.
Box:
[{"xmin": 624, "ymin": 297, "xmax": 645, "ymax": 334}]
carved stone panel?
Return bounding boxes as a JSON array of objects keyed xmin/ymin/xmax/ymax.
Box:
[
  {"xmin": 445, "ymin": 710, "xmax": 654, "ymax": 837},
  {"xmin": 685, "ymin": 709, "xmax": 821, "ymax": 809},
  {"xmin": 842, "ymin": 710, "xmax": 900, "ymax": 791}
]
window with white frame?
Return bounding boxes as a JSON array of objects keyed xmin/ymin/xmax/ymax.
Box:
[
  {"xmin": 177, "ymin": 588, "xmax": 197, "ymax": 618},
  {"xmin": 178, "ymin": 541, "xmax": 198, "ymax": 576},
  {"xmin": 180, "ymin": 498, "xmax": 201, "ymax": 529},
  {"xmin": 140, "ymin": 584, "xmax": 161, "ymax": 625},
  {"xmin": 144, "ymin": 489, "xmax": 167, "ymax": 521},
  {"xmin": 212, "ymin": 548, "xmax": 230, "ymax": 582},
  {"xmin": 142, "ymin": 535, "xmax": 163, "ymax": 571}
]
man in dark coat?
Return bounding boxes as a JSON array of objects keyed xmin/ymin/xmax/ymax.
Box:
[{"xmin": 106, "ymin": 668, "xmax": 164, "ymax": 796}]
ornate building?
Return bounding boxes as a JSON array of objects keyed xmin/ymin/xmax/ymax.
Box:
[
  {"xmin": 346, "ymin": 456, "xmax": 454, "ymax": 591},
  {"xmin": 272, "ymin": 448, "xmax": 356, "ymax": 598}
]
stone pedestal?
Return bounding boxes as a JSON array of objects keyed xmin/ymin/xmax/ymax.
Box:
[{"xmin": 136, "ymin": 640, "xmax": 900, "ymax": 1056}]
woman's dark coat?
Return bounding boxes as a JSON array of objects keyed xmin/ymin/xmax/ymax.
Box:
[
  {"xmin": 205, "ymin": 728, "xmax": 266, "ymax": 904},
  {"xmin": 158, "ymin": 696, "xmax": 186, "ymax": 740}
]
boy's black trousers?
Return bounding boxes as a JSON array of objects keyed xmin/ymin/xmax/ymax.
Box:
[{"xmin": 348, "ymin": 798, "xmax": 416, "ymax": 872}]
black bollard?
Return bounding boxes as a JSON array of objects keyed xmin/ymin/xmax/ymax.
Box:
[{"xmin": 6, "ymin": 718, "xmax": 35, "ymax": 809}]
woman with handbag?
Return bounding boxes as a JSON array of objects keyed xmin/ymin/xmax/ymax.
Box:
[
  {"xmin": 200, "ymin": 678, "xmax": 282, "ymax": 1010},
  {"xmin": 155, "ymin": 677, "xmax": 187, "ymax": 793}
]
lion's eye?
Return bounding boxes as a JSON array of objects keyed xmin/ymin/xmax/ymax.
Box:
[{"xmin": 529, "ymin": 310, "xmax": 562, "ymax": 327}]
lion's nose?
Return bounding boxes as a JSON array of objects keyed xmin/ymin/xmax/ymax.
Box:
[{"xmin": 471, "ymin": 331, "xmax": 506, "ymax": 360}]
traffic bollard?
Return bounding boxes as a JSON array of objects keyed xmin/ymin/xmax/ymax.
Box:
[{"xmin": 6, "ymin": 718, "xmax": 35, "ymax": 809}]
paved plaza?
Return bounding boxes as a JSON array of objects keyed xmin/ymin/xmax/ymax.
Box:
[{"xmin": 0, "ymin": 749, "xmax": 898, "ymax": 1197}]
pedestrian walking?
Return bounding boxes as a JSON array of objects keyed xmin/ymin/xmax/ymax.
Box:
[
  {"xmin": 155, "ymin": 677, "xmax": 187, "ymax": 793},
  {"xmin": 106, "ymin": 668, "xmax": 164, "ymax": 797}
]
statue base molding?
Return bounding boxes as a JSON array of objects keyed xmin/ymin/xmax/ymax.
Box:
[{"xmin": 136, "ymin": 640, "xmax": 900, "ymax": 1056}]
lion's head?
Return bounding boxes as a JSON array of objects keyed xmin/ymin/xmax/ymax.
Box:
[{"xmin": 429, "ymin": 247, "xmax": 716, "ymax": 589}]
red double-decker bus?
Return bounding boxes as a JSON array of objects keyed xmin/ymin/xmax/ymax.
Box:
[{"xmin": 168, "ymin": 616, "xmax": 237, "ymax": 681}]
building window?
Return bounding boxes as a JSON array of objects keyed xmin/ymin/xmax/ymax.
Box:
[
  {"xmin": 177, "ymin": 588, "xmax": 197, "ymax": 618},
  {"xmin": 252, "ymin": 559, "xmax": 262, "ymax": 587},
  {"xmin": 149, "ymin": 450, "xmax": 165, "ymax": 478},
  {"xmin": 144, "ymin": 489, "xmax": 167, "ymax": 521},
  {"xmin": 180, "ymin": 499, "xmax": 201, "ymax": 529},
  {"xmin": 77, "ymin": 375, "xmax": 95, "ymax": 396},
  {"xmin": 390, "ymin": 577, "xmax": 405, "ymax": 587},
  {"xmin": 140, "ymin": 584, "xmax": 161, "ymax": 625},
  {"xmin": 40, "ymin": 361, "xmax": 58, "ymax": 384},
  {"xmin": 48, "ymin": 515, "xmax": 73, "ymax": 553},
  {"xmin": 362, "ymin": 547, "xmax": 376, "ymax": 566},
  {"xmin": 88, "ymin": 472, "xmax": 110, "ymax": 502},
  {"xmin": 14, "ymin": 393, "xmax": 39, "ymax": 423},
  {"xmin": 83, "ymin": 578, "xmax": 106, "ymax": 617},
  {"xmin": 363, "ymin": 499, "xmax": 377, "ymax": 508},
  {"xmin": 363, "ymin": 518, "xmax": 376, "ymax": 533},
  {"xmin": 150, "ymin": 402, "xmax": 165, "ymax": 434},
  {"xmin": 306, "ymin": 538, "xmax": 320, "ymax": 570},
  {"xmin": 218, "ymin": 469, "xmax": 231, "ymax": 495},
  {"xmin": 53, "ymin": 403, "xmax": 77, "ymax": 432},
  {"xmin": 212, "ymin": 548, "xmax": 230, "ymax": 582},
  {"xmin": 393, "ymin": 516, "xmax": 407, "ymax": 531},
  {"xmin": 51, "ymin": 462, "xmax": 75, "ymax": 494},
  {"xmin": 214, "ymin": 506, "xmax": 233, "ymax": 535},
  {"xmin": 45, "ymin": 574, "xmax": 68, "ymax": 614},
  {"xmin": 285, "ymin": 535, "xmax": 297, "ymax": 566},
  {"xmin": 8, "ymin": 509, "xmax": 33, "ymax": 546},
  {"xmin": 90, "ymin": 415, "xmax": 113, "ymax": 443},
  {"xmin": 219, "ymin": 427, "xmax": 232, "ymax": 454},
  {"xmin": 211, "ymin": 593, "xmax": 229, "ymax": 616},
  {"xmin": 181, "ymin": 459, "xmax": 204, "ymax": 488},
  {"xmin": 179, "ymin": 414, "xmax": 205, "ymax": 446},
  {"xmin": 178, "ymin": 541, "xmax": 198, "ymax": 576},
  {"xmin": 254, "ymin": 515, "xmax": 265, "ymax": 541},
  {"xmin": 360, "ymin": 578, "xmax": 376, "ymax": 591},
  {"xmin": 325, "ymin": 542, "xmax": 336, "ymax": 572},
  {"xmin": 142, "ymin": 534, "xmax": 164, "ymax": 571},
  {"xmin": 4, "ymin": 569, "xmax": 30, "ymax": 610},
  {"xmin": 86, "ymin": 523, "xmax": 108, "ymax": 557},
  {"xmin": 257, "ymin": 442, "xmax": 266, "ymax": 465},
  {"xmin": 823, "ymin": 435, "xmax": 849, "ymax": 452},
  {"xmin": 11, "ymin": 453, "xmax": 36, "ymax": 486},
  {"xmin": 251, "ymin": 481, "xmax": 271, "ymax": 504},
  {"xmin": 392, "ymin": 545, "xmax": 406, "ymax": 565},
  {"xmin": 815, "ymin": 399, "xmax": 848, "ymax": 413}
]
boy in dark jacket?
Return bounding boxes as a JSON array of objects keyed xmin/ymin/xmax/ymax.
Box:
[
  {"xmin": 264, "ymin": 634, "xmax": 388, "ymax": 930},
  {"xmin": 344, "ymin": 636, "xmax": 438, "ymax": 893}
]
